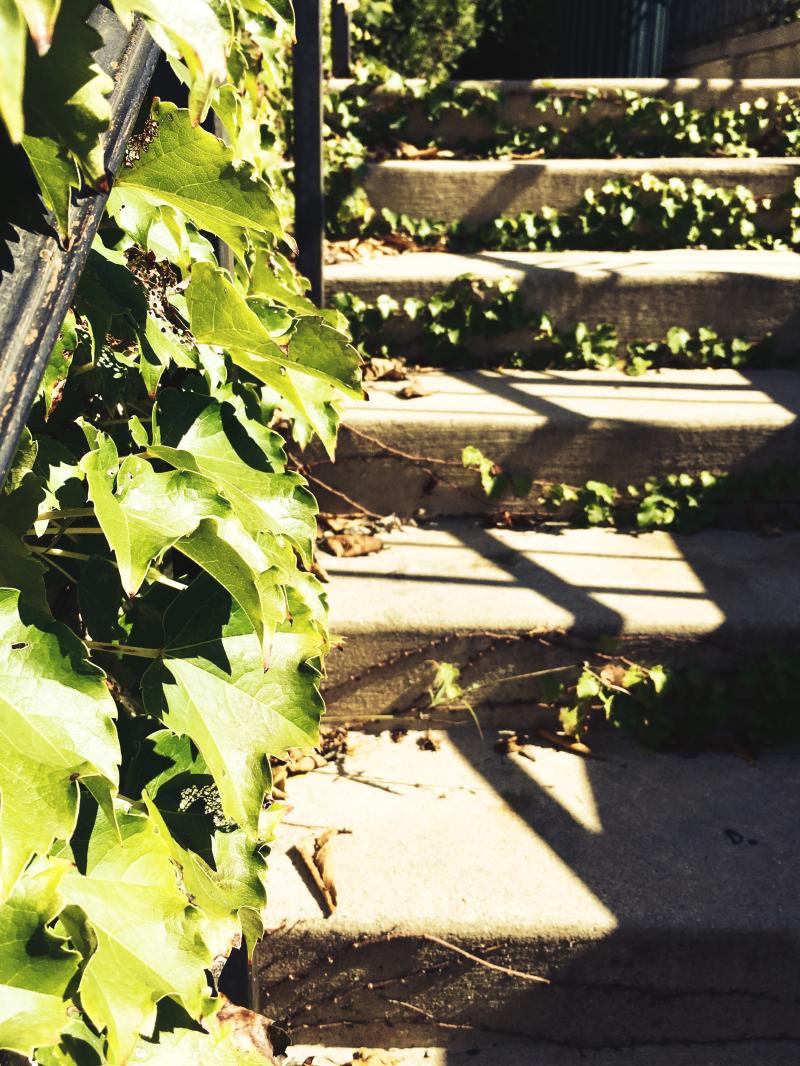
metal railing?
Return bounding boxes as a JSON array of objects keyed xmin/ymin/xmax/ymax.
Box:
[
  {"xmin": 668, "ymin": 0, "xmax": 792, "ymax": 50},
  {"xmin": 0, "ymin": 8, "xmax": 160, "ymax": 486}
]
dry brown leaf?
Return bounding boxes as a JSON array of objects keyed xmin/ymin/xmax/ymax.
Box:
[
  {"xmin": 322, "ymin": 533, "xmax": 384, "ymax": 558},
  {"xmin": 598, "ymin": 662, "xmax": 628, "ymax": 688},
  {"xmin": 215, "ymin": 998, "xmax": 281, "ymax": 1062},
  {"xmin": 536, "ymin": 727, "xmax": 600, "ymax": 760},
  {"xmin": 295, "ymin": 829, "xmax": 341, "ymax": 916},
  {"xmin": 395, "ymin": 384, "xmax": 430, "ymax": 399},
  {"xmin": 416, "ymin": 730, "xmax": 441, "ymax": 752}
]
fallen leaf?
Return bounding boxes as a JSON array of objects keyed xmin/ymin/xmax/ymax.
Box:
[
  {"xmin": 294, "ymin": 829, "xmax": 341, "ymax": 916},
  {"xmin": 395, "ymin": 384, "xmax": 430, "ymax": 400},
  {"xmin": 416, "ymin": 730, "xmax": 441, "ymax": 752},
  {"xmin": 352, "ymin": 1051, "xmax": 403, "ymax": 1066},
  {"xmin": 322, "ymin": 533, "xmax": 384, "ymax": 558},
  {"xmin": 535, "ymin": 728, "xmax": 601, "ymax": 760}
]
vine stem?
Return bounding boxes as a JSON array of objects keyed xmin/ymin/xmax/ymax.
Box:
[
  {"xmin": 85, "ymin": 641, "xmax": 162, "ymax": 659},
  {"xmin": 37, "ymin": 507, "xmax": 95, "ymax": 521},
  {"xmin": 28, "ymin": 546, "xmax": 187, "ymax": 591}
]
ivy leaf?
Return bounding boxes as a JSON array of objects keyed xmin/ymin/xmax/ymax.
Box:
[
  {"xmin": 17, "ymin": 0, "xmax": 62, "ymax": 53},
  {"xmin": 132, "ymin": 1003, "xmax": 279, "ymax": 1064},
  {"xmin": 186, "ymin": 263, "xmax": 363, "ymax": 397},
  {"xmin": 22, "ymin": 0, "xmax": 114, "ymax": 185},
  {"xmin": 21, "ymin": 133, "xmax": 75, "ymax": 237},
  {"xmin": 0, "ymin": 857, "xmax": 79, "ymax": 1058},
  {"xmin": 143, "ymin": 576, "xmax": 323, "ymax": 835},
  {"xmin": 151, "ymin": 390, "xmax": 317, "ymax": 562},
  {"xmin": 81, "ymin": 431, "xmax": 290, "ymax": 660},
  {"xmin": 0, "ymin": 587, "xmax": 119, "ymax": 900},
  {"xmin": 0, "ymin": 0, "xmax": 26, "ymax": 142},
  {"xmin": 40, "ymin": 308, "xmax": 77, "ymax": 417},
  {"xmin": 144, "ymin": 795, "xmax": 267, "ymax": 960},
  {"xmin": 61, "ymin": 806, "xmax": 212, "ymax": 1063},
  {"xmin": 111, "ymin": 2, "xmax": 228, "ymax": 124},
  {"xmin": 117, "ymin": 102, "xmax": 281, "ymax": 246}
]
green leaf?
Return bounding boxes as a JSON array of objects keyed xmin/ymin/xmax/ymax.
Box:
[
  {"xmin": 186, "ymin": 263, "xmax": 363, "ymax": 398},
  {"xmin": 22, "ymin": 133, "xmax": 75, "ymax": 236},
  {"xmin": 81, "ymin": 432, "xmax": 289, "ymax": 660},
  {"xmin": 22, "ymin": 0, "xmax": 114, "ymax": 184},
  {"xmin": 132, "ymin": 1003, "xmax": 278, "ymax": 1064},
  {"xmin": 111, "ymin": 2, "xmax": 228, "ymax": 123},
  {"xmin": 0, "ymin": 0, "xmax": 26, "ymax": 142},
  {"xmin": 144, "ymin": 576, "xmax": 323, "ymax": 835},
  {"xmin": 40, "ymin": 309, "xmax": 76, "ymax": 416},
  {"xmin": 0, "ymin": 587, "xmax": 119, "ymax": 899},
  {"xmin": 152, "ymin": 390, "xmax": 317, "ymax": 562},
  {"xmin": 61, "ymin": 806, "xmax": 211, "ymax": 1063},
  {"xmin": 0, "ymin": 857, "xmax": 79, "ymax": 1058},
  {"xmin": 144, "ymin": 795, "xmax": 267, "ymax": 960},
  {"xmin": 117, "ymin": 102, "xmax": 281, "ymax": 245},
  {"xmin": 17, "ymin": 0, "xmax": 62, "ymax": 55}
]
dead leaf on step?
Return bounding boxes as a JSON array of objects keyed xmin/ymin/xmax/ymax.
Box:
[
  {"xmin": 322, "ymin": 533, "xmax": 384, "ymax": 558},
  {"xmin": 351, "ymin": 1051, "xmax": 403, "ymax": 1066},
  {"xmin": 598, "ymin": 662, "xmax": 628, "ymax": 689},
  {"xmin": 215, "ymin": 998, "xmax": 281, "ymax": 1061},
  {"xmin": 395, "ymin": 384, "xmax": 430, "ymax": 399},
  {"xmin": 416, "ymin": 730, "xmax": 441, "ymax": 752},
  {"xmin": 295, "ymin": 829, "xmax": 341, "ymax": 916},
  {"xmin": 536, "ymin": 727, "xmax": 600, "ymax": 760},
  {"xmin": 494, "ymin": 732, "xmax": 536, "ymax": 763},
  {"xmin": 365, "ymin": 355, "xmax": 408, "ymax": 382}
]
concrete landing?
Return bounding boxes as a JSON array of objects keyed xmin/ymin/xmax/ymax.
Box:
[
  {"xmin": 326, "ymin": 250, "xmax": 800, "ymax": 348},
  {"xmin": 322, "ymin": 522, "xmax": 800, "ymax": 717},
  {"xmin": 256, "ymin": 729, "xmax": 800, "ymax": 1048},
  {"xmin": 363, "ymin": 157, "xmax": 800, "ymax": 224},
  {"xmin": 288, "ymin": 1041, "xmax": 800, "ymax": 1065},
  {"xmin": 311, "ymin": 368, "xmax": 800, "ymax": 515}
]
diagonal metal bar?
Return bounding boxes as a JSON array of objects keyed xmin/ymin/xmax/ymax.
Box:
[{"xmin": 0, "ymin": 7, "xmax": 161, "ymax": 487}]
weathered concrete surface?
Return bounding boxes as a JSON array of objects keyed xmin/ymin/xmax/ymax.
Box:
[
  {"xmin": 326, "ymin": 250, "xmax": 800, "ymax": 348},
  {"xmin": 256, "ymin": 730, "xmax": 800, "ymax": 1048},
  {"xmin": 363, "ymin": 157, "xmax": 800, "ymax": 225},
  {"xmin": 330, "ymin": 78, "xmax": 800, "ymax": 145},
  {"xmin": 322, "ymin": 522, "xmax": 800, "ymax": 718},
  {"xmin": 310, "ymin": 368, "xmax": 800, "ymax": 516},
  {"xmin": 668, "ymin": 22, "xmax": 800, "ymax": 80},
  {"xmin": 288, "ymin": 1040, "xmax": 800, "ymax": 1065}
]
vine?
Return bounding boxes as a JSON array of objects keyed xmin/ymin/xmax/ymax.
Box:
[
  {"xmin": 0, "ymin": 3, "xmax": 360, "ymax": 1063},
  {"xmin": 329, "ymin": 172, "xmax": 798, "ymax": 252},
  {"xmin": 460, "ymin": 448, "xmax": 800, "ymax": 534},
  {"xmin": 332, "ymin": 276, "xmax": 784, "ymax": 373}
]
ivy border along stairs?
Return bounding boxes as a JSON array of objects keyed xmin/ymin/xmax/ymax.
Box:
[{"xmin": 0, "ymin": 2, "xmax": 363, "ymax": 1063}]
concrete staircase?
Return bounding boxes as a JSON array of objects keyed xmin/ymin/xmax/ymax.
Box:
[{"xmin": 257, "ymin": 79, "xmax": 800, "ymax": 1063}]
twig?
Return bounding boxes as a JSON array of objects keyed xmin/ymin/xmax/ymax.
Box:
[
  {"xmin": 408, "ymin": 933, "xmax": 550, "ymax": 984},
  {"xmin": 384, "ymin": 997, "xmax": 474, "ymax": 1031}
]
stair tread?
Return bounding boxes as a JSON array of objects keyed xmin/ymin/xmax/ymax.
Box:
[
  {"xmin": 331, "ymin": 76, "xmax": 800, "ymax": 95},
  {"xmin": 328, "ymin": 248, "xmax": 800, "ymax": 286},
  {"xmin": 350, "ymin": 368, "xmax": 800, "ymax": 430},
  {"xmin": 324, "ymin": 521, "xmax": 800, "ymax": 639},
  {"xmin": 256, "ymin": 729, "xmax": 800, "ymax": 1045},
  {"xmin": 289, "ymin": 1044, "xmax": 800, "ymax": 1066}
]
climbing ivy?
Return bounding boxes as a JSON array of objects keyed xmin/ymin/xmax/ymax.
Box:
[
  {"xmin": 326, "ymin": 77, "xmax": 800, "ymax": 165},
  {"xmin": 332, "ymin": 275, "xmax": 784, "ymax": 373},
  {"xmin": 330, "ymin": 172, "xmax": 796, "ymax": 251},
  {"xmin": 0, "ymin": 3, "xmax": 360, "ymax": 1063},
  {"xmin": 460, "ymin": 447, "xmax": 800, "ymax": 534}
]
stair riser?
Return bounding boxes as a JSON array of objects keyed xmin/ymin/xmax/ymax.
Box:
[
  {"xmin": 328, "ymin": 258, "xmax": 800, "ymax": 349},
  {"xmin": 323, "ymin": 628, "xmax": 795, "ymax": 724},
  {"xmin": 333, "ymin": 79, "xmax": 800, "ymax": 147},
  {"xmin": 364, "ymin": 159, "xmax": 799, "ymax": 226},
  {"xmin": 312, "ymin": 423, "xmax": 800, "ymax": 517},
  {"xmin": 255, "ymin": 928, "xmax": 800, "ymax": 1048}
]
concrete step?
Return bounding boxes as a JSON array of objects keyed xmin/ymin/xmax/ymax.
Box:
[
  {"xmin": 287, "ymin": 1043, "xmax": 800, "ymax": 1066},
  {"xmin": 326, "ymin": 249, "xmax": 800, "ymax": 350},
  {"xmin": 363, "ymin": 157, "xmax": 800, "ymax": 225},
  {"xmin": 255, "ymin": 729, "xmax": 800, "ymax": 1049},
  {"xmin": 321, "ymin": 521, "xmax": 800, "ymax": 720},
  {"xmin": 330, "ymin": 77, "xmax": 800, "ymax": 148},
  {"xmin": 310, "ymin": 368, "xmax": 800, "ymax": 516}
]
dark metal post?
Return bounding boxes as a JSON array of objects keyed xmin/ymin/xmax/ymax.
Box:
[
  {"xmin": 293, "ymin": 0, "xmax": 324, "ymax": 307},
  {"xmin": 331, "ymin": 0, "xmax": 351, "ymax": 78}
]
